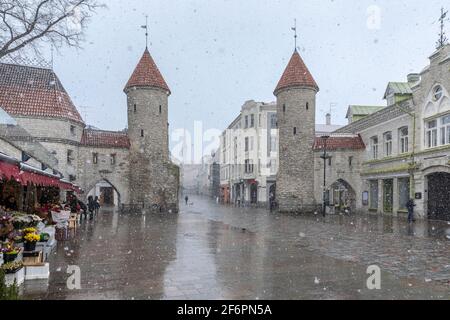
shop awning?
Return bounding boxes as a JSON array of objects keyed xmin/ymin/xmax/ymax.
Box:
[
  {"xmin": 0, "ymin": 158, "xmax": 21, "ymax": 182},
  {"xmin": 59, "ymin": 179, "xmax": 78, "ymax": 192},
  {"xmin": 1, "ymin": 155, "xmax": 80, "ymax": 191},
  {"xmin": 19, "ymin": 163, "xmax": 61, "ymax": 187}
]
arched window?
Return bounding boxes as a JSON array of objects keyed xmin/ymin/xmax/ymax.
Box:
[
  {"xmin": 159, "ymin": 105, "xmax": 162, "ymax": 114},
  {"xmin": 433, "ymin": 85, "xmax": 443, "ymax": 101},
  {"xmin": 141, "ymin": 129, "xmax": 144, "ymax": 137},
  {"xmin": 293, "ymin": 127, "xmax": 297, "ymax": 135},
  {"xmin": 133, "ymin": 104, "xmax": 137, "ymax": 113},
  {"xmin": 306, "ymin": 102, "xmax": 309, "ymax": 110},
  {"xmin": 283, "ymin": 104, "xmax": 286, "ymax": 113}
]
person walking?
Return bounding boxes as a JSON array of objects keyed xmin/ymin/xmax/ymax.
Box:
[
  {"xmin": 185, "ymin": 195, "xmax": 189, "ymax": 205},
  {"xmin": 94, "ymin": 196, "xmax": 100, "ymax": 216},
  {"xmin": 406, "ymin": 198, "xmax": 416, "ymax": 223},
  {"xmin": 87, "ymin": 196, "xmax": 96, "ymax": 221}
]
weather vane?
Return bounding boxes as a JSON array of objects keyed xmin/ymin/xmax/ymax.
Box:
[
  {"xmin": 141, "ymin": 15, "xmax": 149, "ymax": 48},
  {"xmin": 291, "ymin": 19, "xmax": 298, "ymax": 51},
  {"xmin": 437, "ymin": 7, "xmax": 448, "ymax": 49}
]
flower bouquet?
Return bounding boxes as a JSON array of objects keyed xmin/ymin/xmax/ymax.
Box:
[
  {"xmin": 1, "ymin": 261, "xmax": 24, "ymax": 274},
  {"xmin": 1, "ymin": 245, "xmax": 21, "ymax": 263},
  {"xmin": 0, "ymin": 212, "xmax": 14, "ymax": 239},
  {"xmin": 11, "ymin": 213, "xmax": 42, "ymax": 229},
  {"xmin": 23, "ymin": 232, "xmax": 40, "ymax": 252}
]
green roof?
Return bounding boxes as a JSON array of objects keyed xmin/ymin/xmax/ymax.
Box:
[
  {"xmin": 346, "ymin": 105, "xmax": 385, "ymax": 118},
  {"xmin": 384, "ymin": 82, "xmax": 412, "ymax": 99}
]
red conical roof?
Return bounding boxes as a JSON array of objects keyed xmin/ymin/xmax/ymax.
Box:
[
  {"xmin": 274, "ymin": 50, "xmax": 319, "ymax": 95},
  {"xmin": 124, "ymin": 48, "xmax": 171, "ymax": 94}
]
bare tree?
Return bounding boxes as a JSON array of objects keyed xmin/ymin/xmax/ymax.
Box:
[{"xmin": 0, "ymin": 0, "xmax": 104, "ymax": 60}]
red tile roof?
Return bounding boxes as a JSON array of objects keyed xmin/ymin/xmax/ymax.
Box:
[
  {"xmin": 313, "ymin": 135, "xmax": 366, "ymax": 151},
  {"xmin": 124, "ymin": 48, "xmax": 171, "ymax": 94},
  {"xmin": 0, "ymin": 63, "xmax": 84, "ymax": 124},
  {"xmin": 274, "ymin": 50, "xmax": 319, "ymax": 95},
  {"xmin": 81, "ymin": 129, "xmax": 130, "ymax": 149}
]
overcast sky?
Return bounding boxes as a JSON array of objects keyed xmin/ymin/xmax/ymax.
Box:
[{"xmin": 50, "ymin": 0, "xmax": 447, "ymax": 154}]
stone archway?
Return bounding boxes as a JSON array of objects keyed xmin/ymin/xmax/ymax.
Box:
[
  {"xmin": 85, "ymin": 178, "xmax": 122, "ymax": 207},
  {"xmin": 329, "ymin": 179, "xmax": 356, "ymax": 213}
]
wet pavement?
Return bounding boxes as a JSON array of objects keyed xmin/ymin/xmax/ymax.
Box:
[{"xmin": 22, "ymin": 196, "xmax": 450, "ymax": 300}]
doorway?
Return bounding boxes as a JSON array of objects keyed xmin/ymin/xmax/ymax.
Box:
[
  {"xmin": 427, "ymin": 172, "xmax": 450, "ymax": 221},
  {"xmin": 383, "ymin": 179, "xmax": 393, "ymax": 214}
]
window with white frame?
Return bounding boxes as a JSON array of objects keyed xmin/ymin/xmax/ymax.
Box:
[
  {"xmin": 270, "ymin": 135, "xmax": 277, "ymax": 153},
  {"xmin": 370, "ymin": 136, "xmax": 379, "ymax": 159},
  {"xmin": 383, "ymin": 132, "xmax": 392, "ymax": 156},
  {"xmin": 433, "ymin": 85, "xmax": 443, "ymax": 101},
  {"xmin": 245, "ymin": 159, "xmax": 254, "ymax": 174},
  {"xmin": 399, "ymin": 127, "xmax": 409, "ymax": 154},
  {"xmin": 426, "ymin": 119, "xmax": 438, "ymax": 148},
  {"xmin": 440, "ymin": 114, "xmax": 450, "ymax": 146}
]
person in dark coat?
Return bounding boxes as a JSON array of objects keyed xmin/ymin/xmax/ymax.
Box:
[
  {"xmin": 94, "ymin": 196, "xmax": 100, "ymax": 215},
  {"xmin": 406, "ymin": 199, "xmax": 416, "ymax": 223},
  {"xmin": 87, "ymin": 196, "xmax": 95, "ymax": 221},
  {"xmin": 185, "ymin": 196, "xmax": 189, "ymax": 205}
]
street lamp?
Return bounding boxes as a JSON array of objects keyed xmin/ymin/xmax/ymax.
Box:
[{"xmin": 320, "ymin": 135, "xmax": 331, "ymax": 217}]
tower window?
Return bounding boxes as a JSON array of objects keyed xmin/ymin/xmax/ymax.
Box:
[
  {"xmin": 283, "ymin": 104, "xmax": 286, "ymax": 113},
  {"xmin": 293, "ymin": 127, "xmax": 297, "ymax": 135},
  {"xmin": 110, "ymin": 154, "xmax": 116, "ymax": 165},
  {"xmin": 70, "ymin": 125, "xmax": 76, "ymax": 136},
  {"xmin": 67, "ymin": 150, "xmax": 74, "ymax": 165},
  {"xmin": 159, "ymin": 105, "xmax": 162, "ymax": 114},
  {"xmin": 306, "ymin": 102, "xmax": 309, "ymax": 110},
  {"xmin": 141, "ymin": 129, "xmax": 144, "ymax": 137},
  {"xmin": 134, "ymin": 104, "xmax": 137, "ymax": 113},
  {"xmin": 93, "ymin": 153, "xmax": 98, "ymax": 164}
]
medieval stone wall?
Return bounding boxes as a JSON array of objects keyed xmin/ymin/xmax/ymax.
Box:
[{"xmin": 77, "ymin": 146, "xmax": 130, "ymax": 205}]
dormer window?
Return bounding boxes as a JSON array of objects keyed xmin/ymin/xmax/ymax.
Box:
[
  {"xmin": 387, "ymin": 94, "xmax": 395, "ymax": 106},
  {"xmin": 433, "ymin": 85, "xmax": 443, "ymax": 101}
]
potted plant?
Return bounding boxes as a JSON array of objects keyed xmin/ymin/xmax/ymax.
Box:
[
  {"xmin": 39, "ymin": 233, "xmax": 50, "ymax": 242},
  {"xmin": 1, "ymin": 245, "xmax": 20, "ymax": 263},
  {"xmin": 1, "ymin": 261, "xmax": 24, "ymax": 274},
  {"xmin": 23, "ymin": 232, "xmax": 40, "ymax": 252}
]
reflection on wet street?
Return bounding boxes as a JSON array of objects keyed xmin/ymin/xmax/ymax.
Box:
[{"xmin": 23, "ymin": 196, "xmax": 450, "ymax": 300}]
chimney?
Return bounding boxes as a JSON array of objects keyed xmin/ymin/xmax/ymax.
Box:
[
  {"xmin": 407, "ymin": 73, "xmax": 420, "ymax": 84},
  {"xmin": 326, "ymin": 113, "xmax": 331, "ymax": 126}
]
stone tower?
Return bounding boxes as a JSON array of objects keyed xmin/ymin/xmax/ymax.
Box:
[
  {"xmin": 274, "ymin": 49, "xmax": 319, "ymax": 213},
  {"xmin": 124, "ymin": 48, "xmax": 179, "ymax": 212}
]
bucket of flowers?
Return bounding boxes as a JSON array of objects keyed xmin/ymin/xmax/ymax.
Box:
[
  {"xmin": 1, "ymin": 245, "xmax": 21, "ymax": 263},
  {"xmin": 1, "ymin": 261, "xmax": 24, "ymax": 275},
  {"xmin": 23, "ymin": 230, "xmax": 40, "ymax": 252}
]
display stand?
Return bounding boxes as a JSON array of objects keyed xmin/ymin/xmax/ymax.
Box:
[
  {"xmin": 22, "ymin": 251, "xmax": 44, "ymax": 267},
  {"xmin": 4, "ymin": 267, "xmax": 25, "ymax": 286},
  {"xmin": 25, "ymin": 263, "xmax": 50, "ymax": 280}
]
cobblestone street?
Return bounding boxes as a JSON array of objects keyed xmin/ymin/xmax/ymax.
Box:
[{"xmin": 23, "ymin": 196, "xmax": 450, "ymax": 300}]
